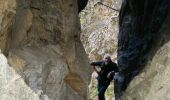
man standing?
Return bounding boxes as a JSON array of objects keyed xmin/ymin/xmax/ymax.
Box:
[{"xmin": 90, "ymin": 55, "xmax": 119, "ymax": 100}]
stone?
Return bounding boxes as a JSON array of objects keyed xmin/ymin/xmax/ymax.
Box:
[
  {"xmin": 0, "ymin": 51, "xmax": 41, "ymax": 100},
  {"xmin": 0, "ymin": 0, "xmax": 16, "ymax": 53},
  {"xmin": 80, "ymin": 0, "xmax": 122, "ymax": 61},
  {"xmin": 0, "ymin": 0, "xmax": 92, "ymax": 100},
  {"xmin": 118, "ymin": 0, "xmax": 170, "ymax": 99},
  {"xmin": 121, "ymin": 40, "xmax": 170, "ymax": 100}
]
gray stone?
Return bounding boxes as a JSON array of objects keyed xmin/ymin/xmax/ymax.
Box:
[
  {"xmin": 80, "ymin": 0, "xmax": 122, "ymax": 61},
  {"xmin": 118, "ymin": 0, "xmax": 170, "ymax": 99},
  {"xmin": 0, "ymin": 51, "xmax": 41, "ymax": 100},
  {"xmin": 0, "ymin": 0, "xmax": 92, "ymax": 100}
]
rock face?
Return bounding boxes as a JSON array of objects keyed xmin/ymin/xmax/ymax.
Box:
[
  {"xmin": 122, "ymin": 41, "xmax": 170, "ymax": 100},
  {"xmin": 118, "ymin": 0, "xmax": 170, "ymax": 99},
  {"xmin": 0, "ymin": 51, "xmax": 40, "ymax": 100},
  {"xmin": 0, "ymin": 0, "xmax": 16, "ymax": 54},
  {"xmin": 0, "ymin": 0, "xmax": 91, "ymax": 100},
  {"xmin": 80, "ymin": 0, "xmax": 122, "ymax": 61}
]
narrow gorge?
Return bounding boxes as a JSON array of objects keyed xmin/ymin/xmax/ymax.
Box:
[{"xmin": 0, "ymin": 0, "xmax": 170, "ymax": 100}]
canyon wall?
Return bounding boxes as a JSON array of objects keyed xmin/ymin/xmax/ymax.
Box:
[
  {"xmin": 118, "ymin": 0, "xmax": 170, "ymax": 99},
  {"xmin": 80, "ymin": 0, "xmax": 122, "ymax": 61},
  {"xmin": 0, "ymin": 0, "xmax": 91, "ymax": 100}
]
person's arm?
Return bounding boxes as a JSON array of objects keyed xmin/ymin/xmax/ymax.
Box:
[
  {"xmin": 93, "ymin": 66, "xmax": 100, "ymax": 74},
  {"xmin": 107, "ymin": 62, "xmax": 118, "ymax": 79},
  {"xmin": 90, "ymin": 61, "xmax": 103, "ymax": 74},
  {"xmin": 90, "ymin": 61, "xmax": 103, "ymax": 66},
  {"xmin": 107, "ymin": 71, "xmax": 115, "ymax": 79}
]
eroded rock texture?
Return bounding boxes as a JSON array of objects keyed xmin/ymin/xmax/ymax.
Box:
[
  {"xmin": 80, "ymin": 0, "xmax": 122, "ymax": 61},
  {"xmin": 0, "ymin": 0, "xmax": 91, "ymax": 100},
  {"xmin": 118, "ymin": 0, "xmax": 170, "ymax": 99},
  {"xmin": 0, "ymin": 0, "xmax": 16, "ymax": 54},
  {"xmin": 0, "ymin": 51, "xmax": 41, "ymax": 100}
]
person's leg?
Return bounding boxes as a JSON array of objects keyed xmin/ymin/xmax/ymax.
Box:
[
  {"xmin": 98, "ymin": 82, "xmax": 110, "ymax": 100},
  {"xmin": 97, "ymin": 81, "xmax": 102, "ymax": 99}
]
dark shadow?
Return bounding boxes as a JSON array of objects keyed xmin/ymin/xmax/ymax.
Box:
[
  {"xmin": 77, "ymin": 0, "xmax": 88, "ymax": 13},
  {"xmin": 117, "ymin": 0, "xmax": 170, "ymax": 98}
]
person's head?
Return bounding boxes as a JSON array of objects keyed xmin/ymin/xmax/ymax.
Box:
[{"xmin": 104, "ymin": 55, "xmax": 111, "ymax": 64}]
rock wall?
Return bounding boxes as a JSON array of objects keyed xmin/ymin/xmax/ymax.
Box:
[
  {"xmin": 0, "ymin": 0, "xmax": 91, "ymax": 100},
  {"xmin": 0, "ymin": 0, "xmax": 16, "ymax": 54},
  {"xmin": 80, "ymin": 0, "xmax": 122, "ymax": 61},
  {"xmin": 118, "ymin": 0, "xmax": 170, "ymax": 99},
  {"xmin": 0, "ymin": 51, "xmax": 41, "ymax": 100},
  {"xmin": 122, "ymin": 41, "xmax": 170, "ymax": 100}
]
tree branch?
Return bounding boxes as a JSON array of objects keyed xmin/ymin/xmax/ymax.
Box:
[{"xmin": 96, "ymin": 2, "xmax": 120, "ymax": 12}]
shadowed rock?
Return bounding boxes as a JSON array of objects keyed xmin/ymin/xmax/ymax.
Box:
[
  {"xmin": 78, "ymin": 0, "xmax": 88, "ymax": 12},
  {"xmin": 117, "ymin": 0, "xmax": 170, "ymax": 99}
]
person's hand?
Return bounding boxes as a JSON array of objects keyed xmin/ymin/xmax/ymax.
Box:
[
  {"xmin": 107, "ymin": 71, "xmax": 114, "ymax": 79},
  {"xmin": 93, "ymin": 66, "xmax": 100, "ymax": 74},
  {"xmin": 90, "ymin": 62, "xmax": 95, "ymax": 66},
  {"xmin": 107, "ymin": 71, "xmax": 115, "ymax": 79}
]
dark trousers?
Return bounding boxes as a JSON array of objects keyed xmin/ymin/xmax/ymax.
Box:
[{"xmin": 97, "ymin": 81, "xmax": 110, "ymax": 100}]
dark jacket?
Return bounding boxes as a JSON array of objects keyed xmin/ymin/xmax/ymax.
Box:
[{"xmin": 90, "ymin": 61, "xmax": 118, "ymax": 83}]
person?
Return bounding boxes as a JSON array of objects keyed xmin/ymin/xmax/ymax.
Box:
[{"xmin": 90, "ymin": 55, "xmax": 119, "ymax": 100}]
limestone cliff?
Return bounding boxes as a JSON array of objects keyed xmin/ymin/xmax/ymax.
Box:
[
  {"xmin": 118, "ymin": 0, "xmax": 170, "ymax": 99},
  {"xmin": 0, "ymin": 51, "xmax": 41, "ymax": 100},
  {"xmin": 0, "ymin": 0, "xmax": 91, "ymax": 100},
  {"xmin": 80, "ymin": 0, "xmax": 122, "ymax": 61}
]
